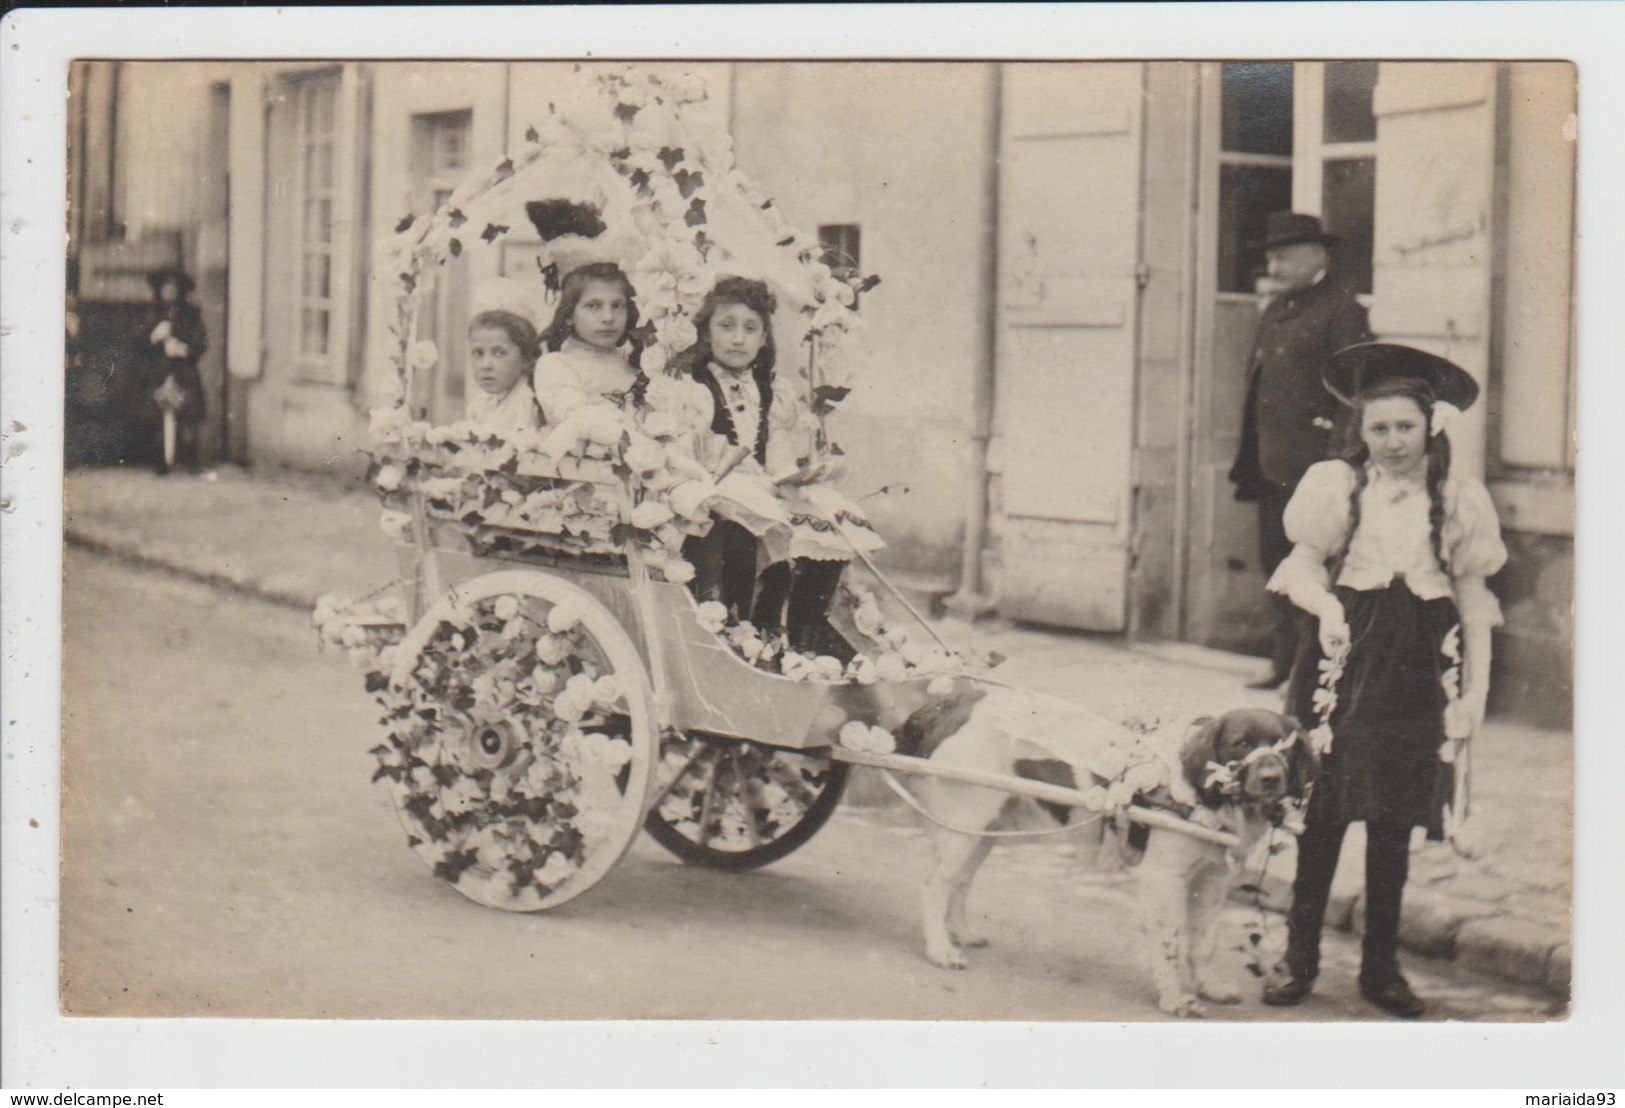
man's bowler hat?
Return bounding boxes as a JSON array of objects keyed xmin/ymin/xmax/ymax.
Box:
[{"xmin": 1263, "ymin": 212, "xmax": 1339, "ymax": 251}]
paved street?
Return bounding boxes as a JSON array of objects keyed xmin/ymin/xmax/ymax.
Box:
[{"xmin": 59, "ymin": 549, "xmax": 1561, "ymax": 1022}]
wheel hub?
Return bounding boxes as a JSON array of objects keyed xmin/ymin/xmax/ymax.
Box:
[{"xmin": 468, "ymin": 718, "xmax": 520, "ymax": 771}]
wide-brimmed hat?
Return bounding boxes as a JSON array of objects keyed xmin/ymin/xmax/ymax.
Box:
[
  {"xmin": 1323, "ymin": 342, "xmax": 1481, "ymax": 411},
  {"xmin": 145, "ymin": 267, "xmax": 195, "ymax": 297},
  {"xmin": 1263, "ymin": 211, "xmax": 1339, "ymax": 251}
]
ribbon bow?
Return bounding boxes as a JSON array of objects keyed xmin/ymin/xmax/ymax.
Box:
[{"xmin": 1430, "ymin": 400, "xmax": 1463, "ymax": 438}]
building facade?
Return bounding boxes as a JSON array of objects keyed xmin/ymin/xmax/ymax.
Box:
[{"xmin": 68, "ymin": 60, "xmax": 1575, "ymax": 723}]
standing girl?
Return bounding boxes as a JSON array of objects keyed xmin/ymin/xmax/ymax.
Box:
[
  {"xmin": 141, "ymin": 268, "xmax": 209, "ymax": 475},
  {"xmin": 463, "ymin": 278, "xmax": 541, "ymax": 434},
  {"xmin": 1261, "ymin": 343, "xmax": 1506, "ymax": 1018},
  {"xmin": 532, "ymin": 262, "xmax": 642, "ymax": 425}
]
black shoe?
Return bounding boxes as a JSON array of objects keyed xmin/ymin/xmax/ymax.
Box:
[
  {"xmin": 1261, "ymin": 962, "xmax": 1316, "ymax": 1006},
  {"xmin": 1359, "ymin": 974, "xmax": 1426, "ymax": 1019}
]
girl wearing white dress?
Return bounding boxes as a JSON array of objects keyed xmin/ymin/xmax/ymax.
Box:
[
  {"xmin": 532, "ymin": 262, "xmax": 643, "ymax": 425},
  {"xmin": 463, "ymin": 278, "xmax": 541, "ymax": 435}
]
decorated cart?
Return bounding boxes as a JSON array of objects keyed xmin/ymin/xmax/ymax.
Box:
[{"xmin": 317, "ymin": 65, "xmax": 1241, "ymax": 915}]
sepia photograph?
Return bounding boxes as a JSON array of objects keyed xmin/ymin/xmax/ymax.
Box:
[{"xmin": 6, "ymin": 2, "xmax": 1620, "ymax": 1091}]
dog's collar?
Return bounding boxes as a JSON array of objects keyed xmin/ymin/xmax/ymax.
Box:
[{"xmin": 1203, "ymin": 730, "xmax": 1301, "ymax": 800}]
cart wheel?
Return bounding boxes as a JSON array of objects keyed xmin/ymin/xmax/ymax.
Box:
[
  {"xmin": 642, "ymin": 733, "xmax": 850, "ymax": 871},
  {"xmin": 373, "ymin": 570, "xmax": 657, "ymax": 911}
]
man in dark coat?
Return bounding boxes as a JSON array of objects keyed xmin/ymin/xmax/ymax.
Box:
[{"xmin": 1229, "ymin": 212, "xmax": 1371, "ymax": 689}]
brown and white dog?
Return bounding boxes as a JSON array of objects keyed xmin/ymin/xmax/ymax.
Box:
[{"xmin": 904, "ymin": 695, "xmax": 1317, "ymax": 1018}]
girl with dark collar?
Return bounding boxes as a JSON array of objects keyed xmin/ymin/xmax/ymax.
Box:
[{"xmin": 669, "ymin": 277, "xmax": 784, "ymax": 622}]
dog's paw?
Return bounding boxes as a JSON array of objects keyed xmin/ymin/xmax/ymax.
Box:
[
  {"xmin": 1158, "ymin": 993, "xmax": 1209, "ymax": 1019},
  {"xmin": 927, "ymin": 944, "xmax": 969, "ymax": 971},
  {"xmin": 1197, "ymin": 978, "xmax": 1243, "ymax": 1005}
]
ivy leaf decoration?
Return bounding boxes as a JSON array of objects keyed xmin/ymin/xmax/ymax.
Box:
[
  {"xmin": 857, "ymin": 274, "xmax": 883, "ymax": 294},
  {"xmin": 674, "ymin": 168, "xmax": 704, "ymax": 199},
  {"xmin": 400, "ymin": 272, "xmax": 417, "ymax": 293},
  {"xmin": 614, "ymin": 102, "xmax": 640, "ymax": 123},
  {"xmin": 812, "ymin": 384, "xmax": 851, "ymax": 414},
  {"xmin": 449, "ymin": 238, "xmax": 463, "ymax": 258},
  {"xmin": 628, "ymin": 319, "xmax": 658, "ymax": 349},
  {"xmin": 494, "ymin": 157, "xmax": 515, "ymax": 181},
  {"xmin": 683, "ymin": 198, "xmax": 707, "ymax": 228},
  {"xmin": 828, "ymin": 442, "xmax": 846, "ymax": 457},
  {"xmin": 364, "ymin": 670, "xmax": 390, "ymax": 693},
  {"xmin": 656, "ymin": 146, "xmax": 684, "ymax": 171},
  {"xmin": 693, "ymin": 229, "xmax": 711, "ymax": 260},
  {"xmin": 524, "ymin": 124, "xmax": 539, "ymax": 143},
  {"xmin": 431, "ymin": 848, "xmax": 481, "ymax": 885},
  {"xmin": 629, "ymin": 167, "xmax": 652, "ymax": 195},
  {"xmin": 395, "ymin": 214, "xmax": 415, "ymax": 234},
  {"xmin": 447, "ymin": 208, "xmax": 467, "ymax": 229},
  {"xmin": 481, "ymin": 223, "xmax": 509, "ymax": 244},
  {"xmin": 777, "ymin": 235, "xmax": 795, "ymax": 248},
  {"xmin": 760, "ymin": 199, "xmax": 774, "ymax": 211}
]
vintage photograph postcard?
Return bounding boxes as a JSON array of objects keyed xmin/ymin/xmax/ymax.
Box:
[{"xmin": 6, "ymin": 2, "xmax": 1621, "ymax": 1091}]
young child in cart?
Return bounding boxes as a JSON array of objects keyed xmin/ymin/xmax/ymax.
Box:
[
  {"xmin": 464, "ymin": 278, "xmax": 541, "ymax": 434},
  {"xmin": 670, "ymin": 277, "xmax": 880, "ymax": 657}
]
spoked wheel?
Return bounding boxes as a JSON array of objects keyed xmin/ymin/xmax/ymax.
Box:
[
  {"xmin": 643, "ymin": 733, "xmax": 850, "ymax": 871},
  {"xmin": 372, "ymin": 570, "xmax": 657, "ymax": 911}
]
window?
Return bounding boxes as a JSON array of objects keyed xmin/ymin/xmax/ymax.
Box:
[
  {"xmin": 818, "ymin": 223, "xmax": 862, "ymax": 305},
  {"xmin": 1216, "ymin": 63, "xmax": 1293, "ymax": 294},
  {"xmin": 1314, "ymin": 62, "xmax": 1378, "ymax": 295},
  {"xmin": 411, "ymin": 110, "xmax": 472, "ymax": 215},
  {"xmin": 293, "ymin": 74, "xmax": 339, "ymax": 364},
  {"xmin": 411, "ymin": 110, "xmax": 475, "ymax": 415}
]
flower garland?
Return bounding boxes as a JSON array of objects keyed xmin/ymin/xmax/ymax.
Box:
[
  {"xmin": 312, "ymin": 588, "xmax": 407, "ymax": 679},
  {"xmin": 1307, "ymin": 636, "xmax": 1350, "ymax": 756},
  {"xmin": 375, "ymin": 63, "xmax": 875, "ymax": 432},
  {"xmin": 368, "ymin": 592, "xmax": 638, "ymax": 910},
  {"xmin": 1438, "ymin": 622, "xmax": 1464, "ymax": 764}
]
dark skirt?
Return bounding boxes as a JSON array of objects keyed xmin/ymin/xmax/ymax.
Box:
[{"xmin": 1285, "ymin": 580, "xmax": 1459, "ymax": 838}]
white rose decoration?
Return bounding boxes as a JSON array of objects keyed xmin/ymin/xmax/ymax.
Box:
[
  {"xmin": 661, "ymin": 558, "xmax": 696, "ymax": 585},
  {"xmin": 535, "ymin": 633, "xmax": 571, "ymax": 666},
  {"xmin": 547, "ymin": 599, "xmax": 584, "ymax": 634},
  {"xmin": 408, "ymin": 340, "xmax": 439, "ymax": 373},
  {"xmin": 631, "ymin": 499, "xmax": 675, "ymax": 530},
  {"xmin": 378, "ymin": 509, "xmax": 412, "ymax": 541},
  {"xmin": 695, "ymin": 601, "xmax": 728, "ymax": 634}
]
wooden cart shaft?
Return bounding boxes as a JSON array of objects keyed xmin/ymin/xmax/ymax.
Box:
[{"xmin": 829, "ymin": 748, "xmax": 1240, "ymax": 848}]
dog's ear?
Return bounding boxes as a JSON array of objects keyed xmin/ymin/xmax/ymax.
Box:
[
  {"xmin": 1281, "ymin": 714, "xmax": 1320, "ymax": 797},
  {"xmin": 1179, "ymin": 717, "xmax": 1223, "ymax": 805}
]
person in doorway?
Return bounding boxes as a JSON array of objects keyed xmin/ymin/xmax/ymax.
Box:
[
  {"xmin": 1260, "ymin": 342, "xmax": 1506, "ymax": 1018},
  {"xmin": 1229, "ymin": 212, "xmax": 1371, "ymax": 689},
  {"xmin": 141, "ymin": 268, "xmax": 208, "ymax": 475}
]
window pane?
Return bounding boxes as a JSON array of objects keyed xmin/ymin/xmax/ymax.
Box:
[
  {"xmin": 301, "ymin": 307, "xmax": 329, "ymax": 356},
  {"xmin": 1323, "ymin": 61, "xmax": 1379, "ymax": 144},
  {"xmin": 316, "ymin": 82, "xmax": 336, "ymax": 133},
  {"xmin": 1322, "ymin": 157, "xmax": 1375, "ymax": 295},
  {"xmin": 1217, "ymin": 163, "xmax": 1293, "ymax": 294},
  {"xmin": 1220, "ymin": 62, "xmax": 1293, "ymax": 155},
  {"xmin": 303, "ymin": 253, "xmax": 331, "ymax": 301}
]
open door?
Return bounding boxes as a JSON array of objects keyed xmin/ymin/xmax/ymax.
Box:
[{"xmin": 993, "ymin": 63, "xmax": 1145, "ymax": 631}]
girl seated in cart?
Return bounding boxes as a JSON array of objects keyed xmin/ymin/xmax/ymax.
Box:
[
  {"xmin": 463, "ymin": 278, "xmax": 542, "ymax": 434},
  {"xmin": 670, "ymin": 276, "xmax": 883, "ymax": 656},
  {"xmin": 532, "ymin": 262, "xmax": 643, "ymax": 424},
  {"xmin": 530, "ymin": 262, "xmax": 791, "ymax": 601}
]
